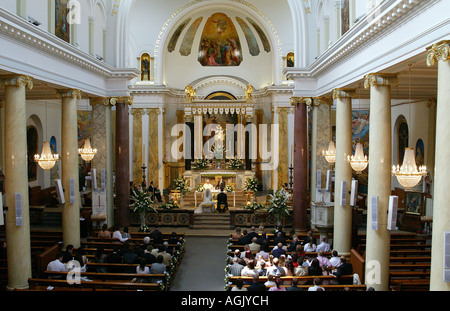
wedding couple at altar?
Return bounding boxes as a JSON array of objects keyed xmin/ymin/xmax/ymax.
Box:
[{"xmin": 194, "ymin": 179, "xmax": 228, "ymax": 214}]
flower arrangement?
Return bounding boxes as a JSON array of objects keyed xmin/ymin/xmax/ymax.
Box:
[
  {"xmin": 244, "ymin": 177, "xmax": 259, "ymax": 192},
  {"xmin": 227, "ymin": 158, "xmax": 244, "ymax": 170},
  {"xmin": 196, "ymin": 184, "xmax": 204, "ymax": 192},
  {"xmin": 267, "ymin": 189, "xmax": 291, "ymax": 226},
  {"xmin": 158, "ymin": 201, "xmax": 180, "ymax": 210},
  {"xmin": 130, "ymin": 187, "xmax": 157, "ymax": 232},
  {"xmin": 211, "ymin": 144, "xmax": 226, "ymax": 160},
  {"xmin": 225, "ymin": 185, "xmax": 234, "ymax": 193},
  {"xmin": 244, "ymin": 202, "xmax": 266, "ymax": 211},
  {"xmin": 192, "ymin": 158, "xmax": 210, "ymax": 171},
  {"xmin": 172, "ymin": 177, "xmax": 190, "ymax": 196}
]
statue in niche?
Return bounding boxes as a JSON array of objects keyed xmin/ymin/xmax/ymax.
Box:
[
  {"xmin": 286, "ymin": 52, "xmax": 294, "ymax": 67},
  {"xmin": 141, "ymin": 54, "xmax": 150, "ymax": 81}
]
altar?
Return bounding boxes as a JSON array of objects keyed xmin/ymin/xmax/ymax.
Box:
[{"xmin": 184, "ymin": 169, "xmax": 255, "ymax": 191}]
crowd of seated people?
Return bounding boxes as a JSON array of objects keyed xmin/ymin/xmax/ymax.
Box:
[{"xmin": 227, "ymin": 225, "xmax": 355, "ymax": 291}]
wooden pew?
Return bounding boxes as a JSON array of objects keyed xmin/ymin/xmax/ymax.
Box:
[{"xmin": 26, "ymin": 278, "xmax": 162, "ymax": 291}]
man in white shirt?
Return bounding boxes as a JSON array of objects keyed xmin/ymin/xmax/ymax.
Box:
[
  {"xmin": 316, "ymin": 237, "xmax": 331, "ymax": 253},
  {"xmin": 329, "ymin": 250, "xmax": 341, "ymax": 268},
  {"xmin": 47, "ymin": 252, "xmax": 67, "ymax": 278},
  {"xmin": 308, "ymin": 277, "xmax": 325, "ymax": 291}
]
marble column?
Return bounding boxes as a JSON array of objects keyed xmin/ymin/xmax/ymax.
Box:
[
  {"xmin": 364, "ymin": 73, "xmax": 397, "ymax": 291},
  {"xmin": 58, "ymin": 89, "xmax": 82, "ymax": 249},
  {"xmin": 310, "ymin": 98, "xmax": 332, "ymax": 201},
  {"xmin": 290, "ymin": 97, "xmax": 312, "ymax": 232},
  {"xmin": 131, "ymin": 108, "xmax": 145, "ymax": 186},
  {"xmin": 194, "ymin": 113, "xmax": 203, "ymax": 159},
  {"xmin": 16, "ymin": 0, "xmax": 26, "ymax": 18},
  {"xmin": 332, "ymin": 89, "xmax": 355, "ymax": 256},
  {"xmin": 0, "ymin": 75, "xmax": 33, "ymax": 290},
  {"xmin": 148, "ymin": 108, "xmax": 161, "ymax": 187},
  {"xmin": 112, "ymin": 96, "xmax": 133, "ymax": 226},
  {"xmin": 88, "ymin": 16, "xmax": 95, "ymax": 55},
  {"xmin": 426, "ymin": 40, "xmax": 450, "ymax": 291},
  {"xmin": 277, "ymin": 107, "xmax": 289, "ymax": 189},
  {"xmin": 90, "ymin": 97, "xmax": 114, "ymax": 227}
]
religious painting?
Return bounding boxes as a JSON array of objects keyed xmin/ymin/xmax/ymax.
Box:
[
  {"xmin": 235, "ymin": 17, "xmax": 260, "ymax": 56},
  {"xmin": 341, "ymin": 0, "xmax": 350, "ymax": 35},
  {"xmin": 180, "ymin": 17, "xmax": 203, "ymax": 56},
  {"xmin": 141, "ymin": 53, "xmax": 151, "ymax": 81},
  {"xmin": 415, "ymin": 139, "xmax": 424, "ymax": 166},
  {"xmin": 286, "ymin": 52, "xmax": 294, "ymax": 67},
  {"xmin": 405, "ymin": 191, "xmax": 424, "ymax": 215},
  {"xmin": 27, "ymin": 125, "xmax": 38, "ymax": 182},
  {"xmin": 55, "ymin": 0, "xmax": 70, "ymax": 43},
  {"xmin": 397, "ymin": 119, "xmax": 409, "ymax": 164},
  {"xmin": 168, "ymin": 18, "xmax": 191, "ymax": 53},
  {"xmin": 246, "ymin": 17, "xmax": 271, "ymax": 53},
  {"xmin": 352, "ymin": 110, "xmax": 370, "ymax": 193},
  {"xmin": 198, "ymin": 13, "xmax": 243, "ymax": 66}
]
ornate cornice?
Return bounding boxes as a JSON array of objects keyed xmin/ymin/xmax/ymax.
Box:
[
  {"xmin": 426, "ymin": 40, "xmax": 450, "ymax": 67},
  {"xmin": 57, "ymin": 89, "xmax": 82, "ymax": 99},
  {"xmin": 110, "ymin": 96, "xmax": 133, "ymax": 106},
  {"xmin": 0, "ymin": 75, "xmax": 33, "ymax": 90},
  {"xmin": 332, "ymin": 89, "xmax": 356, "ymax": 100},
  {"xmin": 364, "ymin": 73, "xmax": 398, "ymax": 89}
]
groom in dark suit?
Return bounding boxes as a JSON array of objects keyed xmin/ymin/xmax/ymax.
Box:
[
  {"xmin": 216, "ymin": 187, "xmax": 228, "ymax": 213},
  {"xmin": 216, "ymin": 177, "xmax": 226, "ymax": 189}
]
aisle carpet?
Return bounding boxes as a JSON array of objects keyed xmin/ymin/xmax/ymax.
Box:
[{"xmin": 170, "ymin": 236, "xmax": 228, "ymax": 291}]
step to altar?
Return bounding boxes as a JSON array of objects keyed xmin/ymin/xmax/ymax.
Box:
[{"xmin": 192, "ymin": 213, "xmax": 231, "ymax": 230}]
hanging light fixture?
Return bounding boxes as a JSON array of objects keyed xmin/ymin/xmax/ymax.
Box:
[
  {"xmin": 392, "ymin": 63, "xmax": 426, "ymax": 188},
  {"xmin": 323, "ymin": 140, "xmax": 336, "ymax": 164},
  {"xmin": 34, "ymin": 141, "xmax": 59, "ymax": 170},
  {"xmin": 34, "ymin": 102, "xmax": 59, "ymax": 170},
  {"xmin": 348, "ymin": 143, "xmax": 368, "ymax": 172},
  {"xmin": 78, "ymin": 138, "xmax": 97, "ymax": 162},
  {"xmin": 392, "ymin": 148, "xmax": 427, "ymax": 188},
  {"xmin": 348, "ymin": 93, "xmax": 369, "ymax": 172}
]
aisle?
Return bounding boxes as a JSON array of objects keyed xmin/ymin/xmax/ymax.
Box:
[{"xmin": 170, "ymin": 236, "xmax": 228, "ymax": 291}]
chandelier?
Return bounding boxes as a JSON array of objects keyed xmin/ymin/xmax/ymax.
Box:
[
  {"xmin": 347, "ymin": 143, "xmax": 368, "ymax": 172},
  {"xmin": 323, "ymin": 140, "xmax": 336, "ymax": 164},
  {"xmin": 392, "ymin": 148, "xmax": 426, "ymax": 188},
  {"xmin": 78, "ymin": 138, "xmax": 97, "ymax": 162},
  {"xmin": 34, "ymin": 141, "xmax": 59, "ymax": 170}
]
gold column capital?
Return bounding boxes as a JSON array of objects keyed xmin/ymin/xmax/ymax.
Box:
[
  {"xmin": 57, "ymin": 89, "xmax": 82, "ymax": 99},
  {"xmin": 90, "ymin": 97, "xmax": 112, "ymax": 107},
  {"xmin": 185, "ymin": 84, "xmax": 196, "ymax": 103},
  {"xmin": 364, "ymin": 73, "xmax": 398, "ymax": 89},
  {"xmin": 426, "ymin": 40, "xmax": 450, "ymax": 67},
  {"xmin": 0, "ymin": 75, "xmax": 33, "ymax": 90},
  {"xmin": 313, "ymin": 96, "xmax": 333, "ymax": 106},
  {"xmin": 110, "ymin": 96, "xmax": 133, "ymax": 106},
  {"xmin": 290, "ymin": 96, "xmax": 313, "ymax": 107},
  {"xmin": 184, "ymin": 114, "xmax": 193, "ymax": 123},
  {"xmin": 146, "ymin": 107, "xmax": 161, "ymax": 116},
  {"xmin": 130, "ymin": 107, "xmax": 145, "ymax": 117},
  {"xmin": 276, "ymin": 107, "xmax": 290, "ymax": 115},
  {"xmin": 332, "ymin": 88, "xmax": 356, "ymax": 100}
]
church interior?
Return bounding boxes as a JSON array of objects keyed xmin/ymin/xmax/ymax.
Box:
[{"xmin": 0, "ymin": 0, "xmax": 449, "ymax": 293}]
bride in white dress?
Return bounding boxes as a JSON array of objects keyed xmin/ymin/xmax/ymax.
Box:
[{"xmin": 194, "ymin": 188, "xmax": 213, "ymax": 214}]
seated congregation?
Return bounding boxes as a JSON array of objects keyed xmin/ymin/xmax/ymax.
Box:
[{"xmin": 225, "ymin": 226, "xmax": 367, "ymax": 291}]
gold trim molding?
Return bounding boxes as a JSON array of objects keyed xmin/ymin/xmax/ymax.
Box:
[
  {"xmin": 426, "ymin": 40, "xmax": 450, "ymax": 67},
  {"xmin": 364, "ymin": 73, "xmax": 398, "ymax": 89},
  {"xmin": 0, "ymin": 75, "xmax": 33, "ymax": 90}
]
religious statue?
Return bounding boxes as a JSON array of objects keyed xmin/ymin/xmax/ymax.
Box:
[
  {"xmin": 245, "ymin": 83, "xmax": 254, "ymax": 100},
  {"xmin": 185, "ymin": 84, "xmax": 196, "ymax": 102}
]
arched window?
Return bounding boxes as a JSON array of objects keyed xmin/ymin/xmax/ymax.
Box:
[
  {"xmin": 27, "ymin": 125, "xmax": 38, "ymax": 182},
  {"xmin": 397, "ymin": 117, "xmax": 409, "ymax": 164}
]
